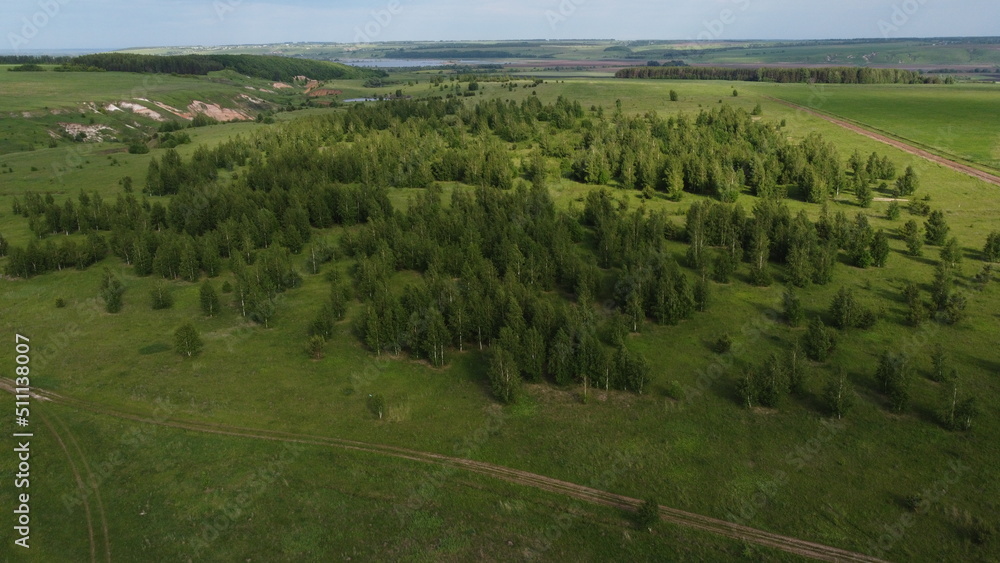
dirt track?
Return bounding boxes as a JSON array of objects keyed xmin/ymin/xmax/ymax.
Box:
[
  {"xmin": 772, "ymin": 98, "xmax": 1000, "ymax": 188},
  {"xmin": 2, "ymin": 379, "xmax": 886, "ymax": 562}
]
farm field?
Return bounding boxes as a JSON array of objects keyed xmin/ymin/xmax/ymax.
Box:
[
  {"xmin": 1, "ymin": 54, "xmax": 999, "ymax": 562},
  {"xmin": 753, "ymin": 82, "xmax": 1000, "ymax": 171}
]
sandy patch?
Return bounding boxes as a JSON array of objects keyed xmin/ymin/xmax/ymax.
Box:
[
  {"xmin": 59, "ymin": 122, "xmax": 113, "ymax": 142},
  {"xmin": 272, "ymin": 82, "xmax": 292, "ymax": 89},
  {"xmin": 187, "ymin": 100, "xmax": 251, "ymax": 122},
  {"xmin": 105, "ymin": 103, "xmax": 122, "ymax": 112},
  {"xmin": 119, "ymin": 101, "xmax": 165, "ymax": 121},
  {"xmin": 239, "ymin": 93, "xmax": 266, "ymax": 105}
]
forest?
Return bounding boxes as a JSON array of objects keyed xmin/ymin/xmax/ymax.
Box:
[
  {"xmin": 0, "ymin": 94, "xmax": 992, "ymax": 415},
  {"xmin": 615, "ymin": 65, "xmax": 943, "ymax": 84},
  {"xmin": 66, "ymin": 53, "xmax": 383, "ymax": 81}
]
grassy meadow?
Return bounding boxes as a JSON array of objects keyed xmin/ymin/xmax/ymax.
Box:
[{"xmin": 0, "ymin": 73, "xmax": 998, "ymax": 561}]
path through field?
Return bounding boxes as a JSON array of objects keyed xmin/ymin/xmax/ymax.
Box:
[
  {"xmin": 772, "ymin": 99, "xmax": 1000, "ymax": 187},
  {"xmin": 1, "ymin": 378, "xmax": 887, "ymax": 562}
]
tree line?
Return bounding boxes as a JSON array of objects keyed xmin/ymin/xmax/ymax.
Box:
[
  {"xmin": 615, "ymin": 66, "xmax": 942, "ymax": 84},
  {"xmin": 68, "ymin": 53, "xmax": 383, "ymax": 82}
]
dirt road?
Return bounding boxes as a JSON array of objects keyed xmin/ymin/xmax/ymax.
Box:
[
  {"xmin": 772, "ymin": 99, "xmax": 1000, "ymax": 188},
  {"xmin": 2, "ymin": 378, "xmax": 887, "ymax": 562}
]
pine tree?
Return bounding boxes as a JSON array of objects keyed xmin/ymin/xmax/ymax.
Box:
[
  {"xmin": 895, "ymin": 166, "xmax": 919, "ymax": 196},
  {"xmin": 901, "ymin": 220, "xmax": 923, "ymax": 256},
  {"xmin": 924, "ymin": 210, "xmax": 950, "ymax": 246}
]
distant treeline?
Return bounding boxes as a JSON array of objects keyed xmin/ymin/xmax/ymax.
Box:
[
  {"xmin": 0, "ymin": 55, "xmax": 71, "ymax": 65},
  {"xmin": 394, "ymin": 50, "xmax": 519, "ymax": 59},
  {"xmin": 39, "ymin": 53, "xmax": 385, "ymax": 81},
  {"xmin": 615, "ymin": 66, "xmax": 943, "ymax": 84}
]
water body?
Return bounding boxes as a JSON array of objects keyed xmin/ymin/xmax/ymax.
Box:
[{"xmin": 340, "ymin": 58, "xmax": 490, "ymax": 68}]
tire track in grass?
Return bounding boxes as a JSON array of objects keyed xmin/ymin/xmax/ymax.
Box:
[
  {"xmin": 37, "ymin": 409, "xmax": 97, "ymax": 563},
  {"xmin": 48, "ymin": 410, "xmax": 112, "ymax": 562},
  {"xmin": 2, "ymin": 379, "xmax": 886, "ymax": 562},
  {"xmin": 771, "ymin": 98, "xmax": 1000, "ymax": 187}
]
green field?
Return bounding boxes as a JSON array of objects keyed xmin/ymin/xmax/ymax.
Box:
[
  {"xmin": 1, "ymin": 68, "xmax": 999, "ymax": 562},
  {"xmin": 123, "ymin": 38, "xmax": 1000, "ymax": 69},
  {"xmin": 754, "ymin": 82, "xmax": 1000, "ymax": 171}
]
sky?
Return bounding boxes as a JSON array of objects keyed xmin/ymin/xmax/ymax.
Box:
[{"xmin": 2, "ymin": 0, "xmax": 997, "ymax": 52}]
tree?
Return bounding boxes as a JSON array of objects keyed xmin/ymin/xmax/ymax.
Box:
[
  {"xmin": 855, "ymin": 179, "xmax": 873, "ymax": 208},
  {"xmin": 694, "ymin": 271, "xmax": 710, "ymax": 312},
  {"xmin": 668, "ymin": 90, "xmax": 679, "ymax": 102},
  {"xmin": 886, "ymin": 201, "xmax": 901, "ymax": 221},
  {"xmin": 924, "ymin": 210, "xmax": 950, "ymax": 246},
  {"xmin": 900, "ymin": 220, "xmax": 923, "ymax": 257},
  {"xmin": 100, "ymin": 268, "xmax": 125, "ymax": 313},
  {"xmin": 895, "ymin": 165, "xmax": 919, "ymax": 196},
  {"xmin": 149, "ymin": 281, "xmax": 174, "ymax": 310},
  {"xmin": 829, "ymin": 287, "xmax": 860, "ymax": 330},
  {"xmin": 174, "ymin": 323, "xmax": 203, "ymax": 357},
  {"xmin": 803, "ymin": 316, "xmax": 834, "ymax": 362},
  {"xmin": 871, "ymin": 230, "xmax": 890, "ymax": 268},
  {"xmin": 200, "ymin": 280, "xmax": 220, "ymax": 317},
  {"xmin": 783, "ymin": 288, "xmax": 804, "ymax": 327},
  {"xmin": 748, "ymin": 224, "xmax": 772, "ymax": 287},
  {"xmin": 366, "ymin": 393, "xmax": 385, "ymax": 420},
  {"xmin": 787, "ymin": 343, "xmax": 807, "ymax": 395},
  {"xmin": 940, "ymin": 237, "xmax": 962, "ymax": 269},
  {"xmin": 488, "ymin": 346, "xmax": 521, "ymax": 404},
  {"xmin": 823, "ymin": 368, "xmax": 854, "ymax": 419},
  {"xmin": 902, "ymin": 281, "xmax": 927, "ymax": 327},
  {"xmin": 930, "ymin": 261, "xmax": 954, "ymax": 312},
  {"xmin": 306, "ymin": 335, "xmax": 325, "ymax": 360},
  {"xmin": 875, "ymin": 350, "xmax": 911, "ymax": 412},
  {"xmin": 984, "ymin": 231, "xmax": 1000, "ymax": 262},
  {"xmin": 930, "ymin": 344, "xmax": 949, "ymax": 383}
]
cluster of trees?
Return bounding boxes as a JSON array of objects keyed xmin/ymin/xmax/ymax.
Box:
[
  {"xmin": 70, "ymin": 53, "xmax": 382, "ymax": 81},
  {"xmin": 344, "ymin": 183, "xmax": 657, "ymax": 403},
  {"xmin": 1, "ymin": 93, "xmax": 992, "ymax": 410},
  {"xmin": 615, "ymin": 66, "xmax": 943, "ymax": 84}
]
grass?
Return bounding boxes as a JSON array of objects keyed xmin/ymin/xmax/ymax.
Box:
[
  {"xmin": 2, "ymin": 402, "xmax": 776, "ymax": 561},
  {"xmin": 0, "ymin": 76, "xmax": 998, "ymax": 561},
  {"xmin": 751, "ymin": 82, "xmax": 1000, "ymax": 171}
]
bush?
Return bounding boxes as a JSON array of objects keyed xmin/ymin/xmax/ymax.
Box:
[
  {"xmin": 636, "ymin": 498, "xmax": 660, "ymax": 529},
  {"xmin": 714, "ymin": 334, "xmax": 733, "ymax": 354},
  {"xmin": 55, "ymin": 298, "xmax": 66, "ymax": 308},
  {"xmin": 127, "ymin": 142, "xmax": 149, "ymax": 154}
]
